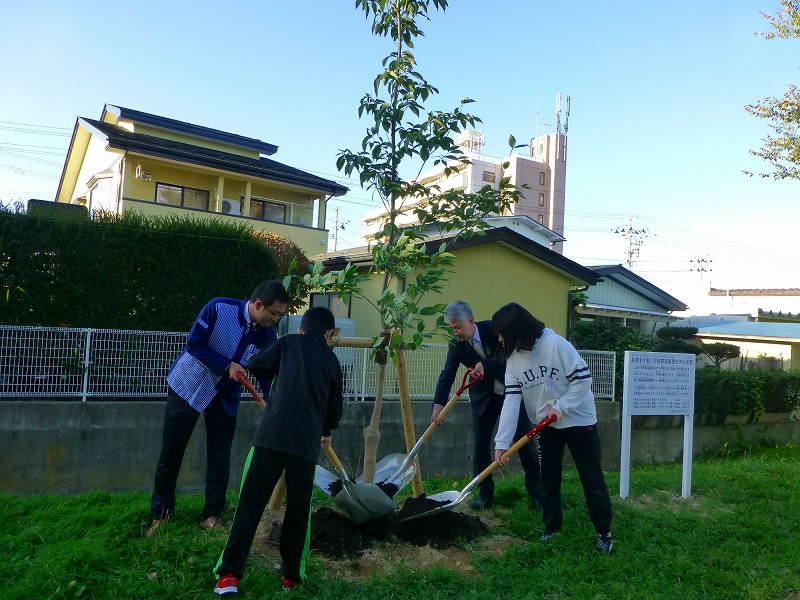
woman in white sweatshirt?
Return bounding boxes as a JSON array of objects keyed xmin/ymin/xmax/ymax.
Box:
[{"xmin": 492, "ymin": 302, "xmax": 613, "ymax": 553}]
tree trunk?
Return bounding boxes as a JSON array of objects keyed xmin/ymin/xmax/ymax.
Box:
[{"xmin": 361, "ymin": 338, "xmax": 388, "ymax": 483}]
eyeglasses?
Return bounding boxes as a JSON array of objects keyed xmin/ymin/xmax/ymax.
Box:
[{"xmin": 263, "ymin": 305, "xmax": 285, "ymax": 320}]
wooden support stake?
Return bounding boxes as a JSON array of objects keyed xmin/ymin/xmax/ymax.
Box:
[
  {"xmin": 395, "ymin": 348, "xmax": 423, "ymax": 497},
  {"xmin": 268, "ymin": 472, "xmax": 286, "ymax": 511}
]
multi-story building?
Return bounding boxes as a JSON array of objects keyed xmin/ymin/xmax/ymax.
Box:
[{"xmin": 361, "ymin": 129, "xmax": 567, "ymax": 253}]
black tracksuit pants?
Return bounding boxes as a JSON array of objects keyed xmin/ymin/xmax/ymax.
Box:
[
  {"xmin": 473, "ymin": 394, "xmax": 541, "ymax": 503},
  {"xmin": 216, "ymin": 446, "xmax": 315, "ymax": 584},
  {"xmin": 150, "ymin": 391, "xmax": 237, "ymax": 521},
  {"xmin": 538, "ymin": 424, "xmax": 612, "ymax": 535}
]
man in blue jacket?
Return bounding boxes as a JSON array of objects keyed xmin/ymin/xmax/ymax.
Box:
[
  {"xmin": 431, "ymin": 300, "xmax": 542, "ymax": 511},
  {"xmin": 146, "ymin": 280, "xmax": 289, "ymax": 537}
]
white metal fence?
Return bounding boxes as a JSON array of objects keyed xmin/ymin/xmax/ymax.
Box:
[{"xmin": 0, "ymin": 326, "xmax": 615, "ymax": 401}]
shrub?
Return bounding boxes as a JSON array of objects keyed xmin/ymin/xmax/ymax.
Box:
[
  {"xmin": 694, "ymin": 368, "xmax": 800, "ymax": 422},
  {"xmin": 572, "ymin": 320, "xmax": 655, "ymax": 401}
]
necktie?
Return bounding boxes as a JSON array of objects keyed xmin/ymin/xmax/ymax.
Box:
[
  {"xmin": 470, "ymin": 337, "xmax": 486, "ymax": 359},
  {"xmin": 470, "ymin": 338, "xmax": 504, "ymax": 394}
]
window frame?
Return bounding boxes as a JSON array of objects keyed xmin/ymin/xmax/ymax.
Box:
[{"xmin": 154, "ymin": 182, "xmax": 210, "ymax": 210}]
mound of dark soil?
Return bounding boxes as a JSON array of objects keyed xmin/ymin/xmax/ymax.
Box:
[{"xmin": 309, "ymin": 495, "xmax": 488, "ymax": 558}]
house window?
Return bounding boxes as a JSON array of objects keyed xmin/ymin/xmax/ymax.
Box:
[
  {"xmin": 155, "ymin": 183, "xmax": 209, "ymax": 210},
  {"xmin": 538, "ymin": 214, "xmax": 544, "ymax": 224},
  {"xmin": 310, "ymin": 292, "xmax": 350, "ymax": 319},
  {"xmin": 538, "ymin": 192, "xmax": 545, "ymax": 206},
  {"xmin": 250, "ymin": 198, "xmax": 287, "ymax": 223},
  {"xmin": 538, "ymin": 172, "xmax": 546, "ymax": 186},
  {"xmin": 482, "ymin": 170, "xmax": 495, "ymax": 183}
]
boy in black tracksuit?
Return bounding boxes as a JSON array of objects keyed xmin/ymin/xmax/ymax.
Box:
[{"xmin": 213, "ymin": 307, "xmax": 343, "ymax": 595}]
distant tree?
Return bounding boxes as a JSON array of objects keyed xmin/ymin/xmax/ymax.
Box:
[
  {"xmin": 653, "ymin": 325, "xmax": 703, "ymax": 355},
  {"xmin": 567, "ymin": 287, "xmax": 588, "ymax": 340},
  {"xmin": 745, "ymin": 0, "xmax": 800, "ymax": 180},
  {"xmin": 701, "ymin": 342, "xmax": 742, "ymax": 368}
]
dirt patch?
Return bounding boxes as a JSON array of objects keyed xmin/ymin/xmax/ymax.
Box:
[
  {"xmin": 251, "ymin": 496, "xmax": 525, "ymax": 580},
  {"xmin": 310, "ymin": 496, "xmax": 487, "ymax": 557}
]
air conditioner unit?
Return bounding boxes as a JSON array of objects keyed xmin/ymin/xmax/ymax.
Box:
[
  {"xmin": 134, "ymin": 165, "xmax": 152, "ymax": 180},
  {"xmin": 221, "ymin": 198, "xmax": 241, "ymax": 216}
]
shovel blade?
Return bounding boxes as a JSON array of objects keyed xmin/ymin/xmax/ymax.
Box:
[
  {"xmin": 334, "ymin": 481, "xmax": 397, "ymax": 525},
  {"xmin": 356, "ymin": 453, "xmax": 417, "ymax": 498},
  {"xmin": 400, "ymin": 490, "xmax": 464, "ymax": 522},
  {"xmin": 314, "ymin": 465, "xmax": 341, "ymax": 498},
  {"xmin": 355, "ymin": 453, "xmax": 406, "ymax": 484}
]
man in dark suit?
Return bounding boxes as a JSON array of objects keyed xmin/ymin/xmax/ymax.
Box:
[{"xmin": 431, "ymin": 300, "xmax": 542, "ymax": 510}]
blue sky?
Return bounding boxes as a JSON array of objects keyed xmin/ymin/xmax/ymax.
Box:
[{"xmin": 1, "ymin": 0, "xmax": 798, "ymax": 315}]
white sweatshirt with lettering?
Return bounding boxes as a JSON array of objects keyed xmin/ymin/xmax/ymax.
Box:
[{"xmin": 495, "ymin": 328, "xmax": 597, "ymax": 451}]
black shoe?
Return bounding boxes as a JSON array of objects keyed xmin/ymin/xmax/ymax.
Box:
[
  {"xmin": 596, "ymin": 533, "xmax": 613, "ymax": 554},
  {"xmin": 538, "ymin": 527, "xmax": 560, "ymax": 543},
  {"xmin": 468, "ymin": 497, "xmax": 493, "ymax": 510}
]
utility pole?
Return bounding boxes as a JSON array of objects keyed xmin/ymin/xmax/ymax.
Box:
[
  {"xmin": 690, "ymin": 256, "xmax": 713, "ymax": 281},
  {"xmin": 329, "ymin": 206, "xmax": 348, "ymax": 252},
  {"xmin": 612, "ymin": 216, "xmax": 649, "ymax": 270},
  {"xmin": 331, "ymin": 207, "xmax": 340, "ymax": 251}
]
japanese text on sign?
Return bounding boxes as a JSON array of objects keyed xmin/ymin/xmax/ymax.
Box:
[{"xmin": 624, "ymin": 351, "xmax": 695, "ymax": 415}]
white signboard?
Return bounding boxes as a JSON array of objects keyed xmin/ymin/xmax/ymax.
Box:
[
  {"xmin": 626, "ymin": 352, "xmax": 695, "ymax": 415},
  {"xmin": 620, "ymin": 351, "xmax": 695, "ymax": 499}
]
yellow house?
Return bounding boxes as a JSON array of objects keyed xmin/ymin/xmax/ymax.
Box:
[
  {"xmin": 312, "ymin": 227, "xmax": 600, "ymax": 338},
  {"xmin": 54, "ymin": 104, "xmax": 348, "ymax": 255}
]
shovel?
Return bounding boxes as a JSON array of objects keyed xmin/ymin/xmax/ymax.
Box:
[
  {"xmin": 358, "ymin": 369, "xmax": 483, "ymax": 496},
  {"xmin": 323, "ymin": 445, "xmax": 397, "ymax": 525},
  {"xmin": 235, "ymin": 370, "xmax": 363, "ymax": 503},
  {"xmin": 402, "ymin": 414, "xmax": 557, "ymax": 522}
]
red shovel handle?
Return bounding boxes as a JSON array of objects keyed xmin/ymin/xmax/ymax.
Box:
[
  {"xmin": 235, "ymin": 370, "xmax": 266, "ymax": 409},
  {"xmin": 455, "ymin": 368, "xmax": 483, "ymax": 396},
  {"xmin": 525, "ymin": 414, "xmax": 558, "ymax": 439}
]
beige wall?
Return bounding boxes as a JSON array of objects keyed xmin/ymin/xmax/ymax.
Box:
[
  {"xmin": 124, "ymin": 199, "xmax": 329, "ymax": 253},
  {"xmin": 344, "ymin": 242, "xmax": 573, "ymax": 339}
]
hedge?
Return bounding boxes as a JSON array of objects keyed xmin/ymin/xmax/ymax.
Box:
[
  {"xmin": 0, "ymin": 208, "xmax": 301, "ymax": 331},
  {"xmin": 694, "ymin": 368, "xmax": 800, "ymax": 423}
]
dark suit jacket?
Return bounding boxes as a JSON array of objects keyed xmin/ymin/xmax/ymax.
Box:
[{"xmin": 432, "ymin": 320, "xmax": 506, "ymax": 417}]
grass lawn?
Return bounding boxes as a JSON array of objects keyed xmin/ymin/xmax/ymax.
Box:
[{"xmin": 2, "ymin": 444, "xmax": 799, "ymax": 599}]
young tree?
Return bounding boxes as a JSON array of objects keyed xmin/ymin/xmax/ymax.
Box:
[
  {"xmin": 286, "ymin": 0, "xmax": 523, "ymax": 487},
  {"xmin": 701, "ymin": 342, "xmax": 742, "ymax": 368},
  {"xmin": 745, "ymin": 0, "xmax": 800, "ymax": 180}
]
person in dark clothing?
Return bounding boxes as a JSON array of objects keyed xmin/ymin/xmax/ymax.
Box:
[
  {"xmin": 147, "ymin": 280, "xmax": 289, "ymax": 537},
  {"xmin": 431, "ymin": 300, "xmax": 542, "ymax": 511},
  {"xmin": 213, "ymin": 306, "xmax": 343, "ymax": 596}
]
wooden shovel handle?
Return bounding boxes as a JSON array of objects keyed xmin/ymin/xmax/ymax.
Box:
[
  {"xmin": 476, "ymin": 415, "xmax": 557, "ymax": 484},
  {"xmin": 441, "ymin": 369, "xmax": 483, "ymax": 420},
  {"xmin": 235, "ymin": 370, "xmax": 266, "ymax": 409},
  {"xmin": 235, "ymin": 370, "xmax": 282, "ymax": 505},
  {"xmin": 324, "ymin": 445, "xmax": 348, "ymax": 480}
]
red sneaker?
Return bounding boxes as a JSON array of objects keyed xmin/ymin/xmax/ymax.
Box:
[
  {"xmin": 214, "ymin": 574, "xmax": 239, "ymax": 595},
  {"xmin": 282, "ymin": 576, "xmax": 298, "ymax": 592}
]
